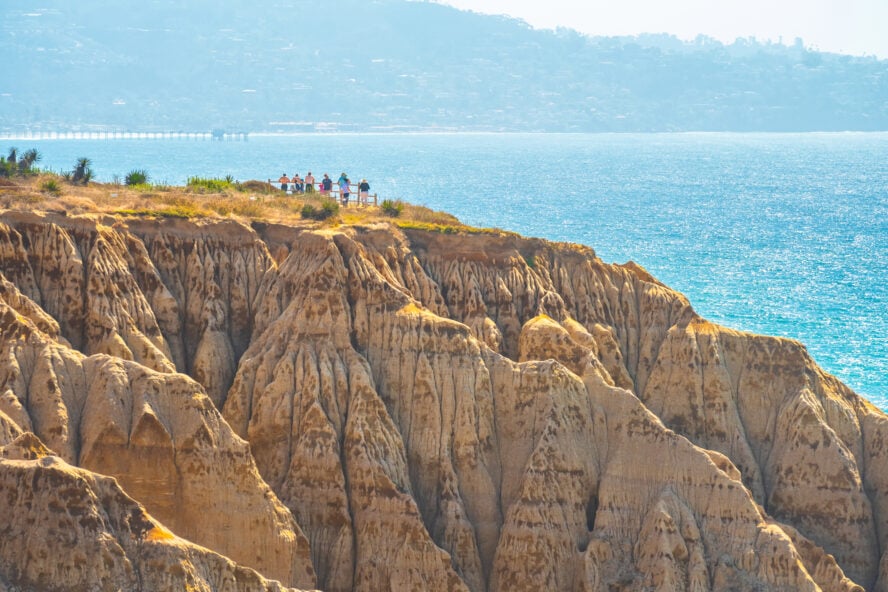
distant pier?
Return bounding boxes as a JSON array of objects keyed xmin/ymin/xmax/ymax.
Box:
[{"xmin": 0, "ymin": 130, "xmax": 249, "ymax": 141}]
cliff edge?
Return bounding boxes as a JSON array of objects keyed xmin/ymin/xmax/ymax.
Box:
[{"xmin": 0, "ymin": 208, "xmax": 883, "ymax": 592}]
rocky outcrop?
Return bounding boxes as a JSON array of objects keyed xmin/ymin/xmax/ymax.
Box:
[
  {"xmin": 224, "ymin": 231, "xmax": 469, "ymax": 592},
  {"xmin": 227, "ymin": 226, "xmax": 864, "ymax": 591},
  {"xmin": 126, "ymin": 217, "xmax": 274, "ymax": 406},
  {"xmin": 0, "ymin": 211, "xmax": 884, "ymax": 591},
  {"xmin": 0, "ymin": 214, "xmax": 175, "ymax": 372},
  {"xmin": 0, "ymin": 432, "xmax": 304, "ymax": 592},
  {"xmin": 0, "ymin": 281, "xmax": 315, "ymax": 588},
  {"xmin": 389, "ymin": 228, "xmax": 884, "ymax": 590}
]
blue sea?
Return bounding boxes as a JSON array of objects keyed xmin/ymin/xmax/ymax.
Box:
[{"xmin": 10, "ymin": 133, "xmax": 888, "ymax": 407}]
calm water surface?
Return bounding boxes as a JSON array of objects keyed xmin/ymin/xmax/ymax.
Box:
[{"xmin": 15, "ymin": 133, "xmax": 888, "ymax": 406}]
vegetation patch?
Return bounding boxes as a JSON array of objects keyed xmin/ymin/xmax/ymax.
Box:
[
  {"xmin": 1, "ymin": 147, "xmax": 42, "ymax": 178},
  {"xmin": 261, "ymin": 196, "xmax": 304, "ymax": 217},
  {"xmin": 395, "ymin": 219, "xmax": 511, "ymax": 236},
  {"xmin": 115, "ymin": 206, "xmax": 197, "ymax": 219},
  {"xmin": 217, "ymin": 200, "xmax": 265, "ymax": 218},
  {"xmin": 380, "ymin": 199, "xmax": 405, "ymax": 217},
  {"xmin": 301, "ymin": 199, "xmax": 339, "ymax": 220},
  {"xmin": 238, "ymin": 180, "xmax": 276, "ymax": 193},
  {"xmin": 0, "ymin": 164, "xmax": 480, "ymax": 232},
  {"xmin": 63, "ymin": 157, "xmax": 95, "ymax": 186},
  {"xmin": 116, "ymin": 196, "xmax": 200, "ymax": 218},
  {"xmin": 395, "ymin": 220, "xmax": 461, "ymax": 234},
  {"xmin": 125, "ymin": 169, "xmax": 150, "ymax": 186},
  {"xmin": 40, "ymin": 178, "xmax": 62, "ymax": 196},
  {"xmin": 186, "ymin": 175, "xmax": 235, "ymax": 193}
]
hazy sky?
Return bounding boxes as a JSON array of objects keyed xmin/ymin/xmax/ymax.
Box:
[{"xmin": 435, "ymin": 0, "xmax": 888, "ymax": 58}]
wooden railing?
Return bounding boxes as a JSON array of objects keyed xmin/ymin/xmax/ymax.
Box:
[
  {"xmin": 326, "ymin": 187, "xmax": 379, "ymax": 207},
  {"xmin": 268, "ymin": 181, "xmax": 379, "ymax": 206}
]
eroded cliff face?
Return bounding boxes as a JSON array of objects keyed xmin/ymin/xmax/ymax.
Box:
[
  {"xmin": 0, "ymin": 220, "xmax": 315, "ymax": 590},
  {"xmin": 0, "ymin": 430, "xmax": 302, "ymax": 592},
  {"xmin": 0, "ymin": 210, "xmax": 882, "ymax": 592}
]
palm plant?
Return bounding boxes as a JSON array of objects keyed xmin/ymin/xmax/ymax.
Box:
[
  {"xmin": 18, "ymin": 149, "xmax": 41, "ymax": 173},
  {"xmin": 72, "ymin": 157, "xmax": 93, "ymax": 185}
]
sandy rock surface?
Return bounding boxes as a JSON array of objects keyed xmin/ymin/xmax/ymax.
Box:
[
  {"xmin": 0, "ymin": 432, "xmax": 306, "ymax": 592},
  {"xmin": 0, "ymin": 212, "xmax": 883, "ymax": 591}
]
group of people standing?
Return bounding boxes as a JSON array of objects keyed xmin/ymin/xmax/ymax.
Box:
[
  {"xmin": 277, "ymin": 171, "xmax": 316, "ymax": 194},
  {"xmin": 277, "ymin": 171, "xmax": 371, "ymax": 206}
]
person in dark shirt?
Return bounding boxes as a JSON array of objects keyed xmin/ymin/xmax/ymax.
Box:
[{"xmin": 358, "ymin": 179, "xmax": 370, "ymax": 205}]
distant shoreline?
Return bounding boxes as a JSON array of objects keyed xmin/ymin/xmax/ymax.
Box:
[{"xmin": 3, "ymin": 130, "xmax": 888, "ymax": 141}]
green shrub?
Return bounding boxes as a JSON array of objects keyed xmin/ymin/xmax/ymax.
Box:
[
  {"xmin": 394, "ymin": 220, "xmax": 507, "ymax": 235},
  {"xmin": 380, "ymin": 199, "xmax": 405, "ymax": 217},
  {"xmin": 1, "ymin": 147, "xmax": 41, "ymax": 177},
  {"xmin": 187, "ymin": 176, "xmax": 233, "ymax": 192},
  {"xmin": 238, "ymin": 180, "xmax": 275, "ymax": 193},
  {"xmin": 115, "ymin": 204, "xmax": 200, "ymax": 219},
  {"xmin": 41, "ymin": 178, "xmax": 61, "ymax": 195},
  {"xmin": 301, "ymin": 199, "xmax": 339, "ymax": 220},
  {"xmin": 125, "ymin": 169, "xmax": 149, "ymax": 186},
  {"xmin": 0, "ymin": 158, "xmax": 14, "ymax": 178}
]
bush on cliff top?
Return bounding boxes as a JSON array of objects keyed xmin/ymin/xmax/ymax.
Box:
[
  {"xmin": 186, "ymin": 175, "xmax": 236, "ymax": 193},
  {"xmin": 301, "ymin": 199, "xmax": 339, "ymax": 221},
  {"xmin": 380, "ymin": 199, "xmax": 404, "ymax": 217},
  {"xmin": 125, "ymin": 169, "xmax": 149, "ymax": 186}
]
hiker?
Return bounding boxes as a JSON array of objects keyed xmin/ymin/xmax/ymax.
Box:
[
  {"xmin": 321, "ymin": 173, "xmax": 332, "ymax": 196},
  {"xmin": 338, "ymin": 173, "xmax": 350, "ymax": 206},
  {"xmin": 278, "ymin": 173, "xmax": 290, "ymax": 193},
  {"xmin": 358, "ymin": 179, "xmax": 370, "ymax": 205},
  {"xmin": 305, "ymin": 171, "xmax": 315, "ymax": 193},
  {"xmin": 292, "ymin": 173, "xmax": 303, "ymax": 194}
]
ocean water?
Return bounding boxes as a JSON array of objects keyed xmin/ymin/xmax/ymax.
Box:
[{"xmin": 10, "ymin": 133, "xmax": 888, "ymax": 406}]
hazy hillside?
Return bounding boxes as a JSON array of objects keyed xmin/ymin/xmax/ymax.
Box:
[{"xmin": 2, "ymin": 0, "xmax": 887, "ymax": 132}]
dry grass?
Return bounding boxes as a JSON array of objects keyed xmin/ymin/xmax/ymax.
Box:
[{"xmin": 0, "ymin": 176, "xmax": 507, "ymax": 235}]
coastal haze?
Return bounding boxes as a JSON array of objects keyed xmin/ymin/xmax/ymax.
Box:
[
  {"xmin": 2, "ymin": 0, "xmax": 887, "ymax": 133},
  {"xmin": 436, "ymin": 0, "xmax": 888, "ymax": 58}
]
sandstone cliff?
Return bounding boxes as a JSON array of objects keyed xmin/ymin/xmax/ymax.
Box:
[
  {"xmin": 0, "ymin": 234, "xmax": 316, "ymax": 589},
  {"xmin": 0, "ymin": 210, "xmax": 883, "ymax": 591},
  {"xmin": 0, "ymin": 429, "xmax": 304, "ymax": 592}
]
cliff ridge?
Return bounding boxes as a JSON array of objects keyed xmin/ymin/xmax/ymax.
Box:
[{"xmin": 0, "ymin": 207, "xmax": 882, "ymax": 592}]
